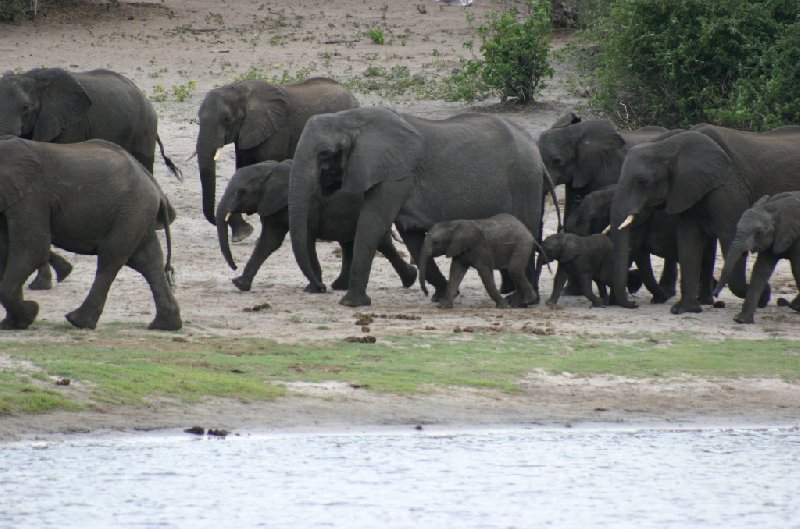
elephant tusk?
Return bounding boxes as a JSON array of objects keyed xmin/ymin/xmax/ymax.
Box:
[
  {"xmin": 618, "ymin": 214, "xmax": 635, "ymax": 230},
  {"xmin": 602, "ymin": 226, "xmax": 610, "ymax": 235},
  {"xmin": 214, "ymin": 148, "xmax": 223, "ymax": 161},
  {"xmin": 225, "ymin": 212, "xmax": 232, "ymax": 222},
  {"xmin": 184, "ymin": 150, "xmax": 197, "ymax": 162}
]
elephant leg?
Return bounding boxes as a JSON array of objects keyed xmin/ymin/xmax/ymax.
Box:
[
  {"xmin": 658, "ymin": 259, "xmax": 679, "ymax": 299},
  {"xmin": 376, "ymin": 233, "xmax": 417, "ymax": 289},
  {"xmin": 634, "ymin": 254, "xmax": 668, "ymax": 304},
  {"xmin": 229, "ymin": 212, "xmax": 254, "ymax": 243},
  {"xmin": 439, "ymin": 259, "xmax": 469, "ymax": 309},
  {"xmin": 0, "ymin": 212, "xmax": 49, "ymax": 329},
  {"xmin": 698, "ymin": 238, "xmax": 717, "ymax": 305},
  {"xmin": 477, "ymin": 267, "xmax": 508, "ymax": 308},
  {"xmin": 27, "ymin": 264, "xmax": 53, "ymax": 291},
  {"xmin": 500, "ymin": 269, "xmax": 516, "ymax": 294},
  {"xmin": 671, "ymin": 219, "xmax": 706, "ymax": 314},
  {"xmin": 303, "ymin": 237, "xmax": 326, "ymax": 293},
  {"xmin": 734, "ymin": 253, "xmax": 778, "ymax": 324},
  {"xmin": 126, "ymin": 233, "xmax": 182, "ymax": 331},
  {"xmin": 508, "ymin": 260, "xmax": 536, "ymax": 307},
  {"xmin": 400, "ymin": 230, "xmax": 448, "ymax": 302},
  {"xmin": 235, "ymin": 222, "xmax": 287, "ymax": 292},
  {"xmin": 65, "ymin": 252, "xmax": 126, "ymax": 330},
  {"xmin": 546, "ymin": 264, "xmax": 568, "ymax": 307},
  {"xmin": 331, "ymin": 241, "xmax": 353, "ymax": 291},
  {"xmin": 598, "ymin": 282, "xmax": 610, "ymax": 306},
  {"xmin": 579, "ymin": 274, "xmax": 603, "ymax": 308},
  {"xmin": 49, "ymin": 251, "xmax": 73, "ymax": 283}
]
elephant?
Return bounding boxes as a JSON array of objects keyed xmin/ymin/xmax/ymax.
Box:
[
  {"xmin": 288, "ymin": 107, "xmax": 555, "ymax": 307},
  {"xmin": 195, "ymin": 77, "xmax": 358, "ymax": 242},
  {"xmin": 215, "ymin": 160, "xmax": 417, "ymax": 292},
  {"xmin": 0, "ymin": 67, "xmax": 181, "ymax": 290},
  {"xmin": 417, "ymin": 214, "xmax": 546, "ymax": 309},
  {"xmin": 537, "ymin": 232, "xmax": 614, "ymax": 307},
  {"xmin": 714, "ymin": 192, "xmax": 800, "ymax": 324},
  {"xmin": 610, "ymin": 124, "xmax": 800, "ymax": 314},
  {"xmin": 566, "ymin": 184, "xmax": 680, "ymax": 304},
  {"xmin": 0, "ymin": 137, "xmax": 181, "ymax": 331}
]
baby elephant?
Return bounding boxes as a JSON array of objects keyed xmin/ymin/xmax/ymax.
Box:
[
  {"xmin": 538, "ymin": 232, "xmax": 613, "ymax": 307},
  {"xmin": 216, "ymin": 160, "xmax": 416, "ymax": 292},
  {"xmin": 418, "ymin": 214, "xmax": 543, "ymax": 308},
  {"xmin": 714, "ymin": 192, "xmax": 800, "ymax": 323}
]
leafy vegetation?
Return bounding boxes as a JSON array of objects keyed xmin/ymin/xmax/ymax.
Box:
[
  {"xmin": 583, "ymin": 0, "xmax": 800, "ymax": 129},
  {"xmin": 0, "ymin": 0, "xmax": 31, "ymax": 21},
  {"xmin": 2, "ymin": 332, "xmax": 798, "ymax": 416},
  {"xmin": 367, "ymin": 28, "xmax": 385, "ymax": 45}
]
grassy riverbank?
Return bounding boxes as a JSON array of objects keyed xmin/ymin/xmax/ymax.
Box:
[{"xmin": 2, "ymin": 331, "xmax": 799, "ymax": 417}]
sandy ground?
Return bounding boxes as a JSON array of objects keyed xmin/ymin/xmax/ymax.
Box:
[{"xmin": 0, "ymin": 1, "xmax": 798, "ymax": 440}]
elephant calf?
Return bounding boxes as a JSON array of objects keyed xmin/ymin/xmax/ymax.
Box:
[
  {"xmin": 0, "ymin": 137, "xmax": 181, "ymax": 331},
  {"xmin": 714, "ymin": 192, "xmax": 800, "ymax": 324},
  {"xmin": 418, "ymin": 214, "xmax": 543, "ymax": 309},
  {"xmin": 538, "ymin": 232, "xmax": 614, "ymax": 308},
  {"xmin": 216, "ymin": 160, "xmax": 417, "ymax": 292}
]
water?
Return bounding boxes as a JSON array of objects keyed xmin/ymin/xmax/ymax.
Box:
[{"xmin": 1, "ymin": 426, "xmax": 798, "ymax": 529}]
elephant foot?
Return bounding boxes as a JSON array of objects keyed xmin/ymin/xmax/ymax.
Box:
[
  {"xmin": 231, "ymin": 222, "xmax": 254, "ymax": 243},
  {"xmin": 757, "ymin": 285, "xmax": 771, "ymax": 309},
  {"xmin": 1, "ymin": 301, "xmax": 39, "ymax": 330},
  {"xmin": 28, "ymin": 274, "xmax": 53, "ymax": 291},
  {"xmin": 437, "ymin": 300, "xmax": 454, "ymax": 309},
  {"xmin": 340, "ymin": 291, "xmax": 371, "ymax": 307},
  {"xmin": 431, "ymin": 288, "xmax": 454, "ymax": 303},
  {"xmin": 776, "ymin": 297, "xmax": 800, "ymax": 312},
  {"xmin": 53, "ymin": 259, "xmax": 73, "ymax": 283},
  {"xmin": 232, "ymin": 276, "xmax": 252, "ymax": 292},
  {"xmin": 698, "ymin": 293, "xmax": 715, "ymax": 305},
  {"xmin": 399, "ymin": 266, "xmax": 418, "ymax": 289},
  {"xmin": 304, "ymin": 283, "xmax": 327, "ymax": 294},
  {"xmin": 495, "ymin": 299, "xmax": 509, "ymax": 309},
  {"xmin": 330, "ymin": 276, "xmax": 349, "ymax": 291},
  {"xmin": 650, "ymin": 292, "xmax": 669, "ymax": 304},
  {"xmin": 65, "ymin": 308, "xmax": 99, "ymax": 330},
  {"xmin": 670, "ymin": 299, "xmax": 703, "ymax": 315},
  {"xmin": 148, "ymin": 312, "xmax": 183, "ymax": 331},
  {"xmin": 733, "ymin": 312, "xmax": 755, "ymax": 324},
  {"xmin": 659, "ymin": 284, "xmax": 676, "ymax": 299}
]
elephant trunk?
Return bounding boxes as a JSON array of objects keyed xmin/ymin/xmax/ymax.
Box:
[
  {"xmin": 197, "ymin": 129, "xmax": 224, "ymax": 225},
  {"xmin": 610, "ymin": 227, "xmax": 636, "ymax": 308},
  {"xmin": 288, "ymin": 155, "xmax": 326, "ymax": 292},
  {"xmin": 216, "ymin": 191, "xmax": 238, "ymax": 270},
  {"xmin": 714, "ymin": 237, "xmax": 748, "ymax": 297},
  {"xmin": 418, "ymin": 236, "xmax": 433, "ymax": 296}
]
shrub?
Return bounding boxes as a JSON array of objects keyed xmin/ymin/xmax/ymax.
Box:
[
  {"xmin": 0, "ymin": 0, "xmax": 32, "ymax": 21},
  {"xmin": 585, "ymin": 0, "xmax": 800, "ymax": 129},
  {"xmin": 367, "ymin": 28, "xmax": 385, "ymax": 45}
]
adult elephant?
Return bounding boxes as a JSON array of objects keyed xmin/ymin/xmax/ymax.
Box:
[
  {"xmin": 610, "ymin": 125, "xmax": 800, "ymax": 314},
  {"xmin": 195, "ymin": 77, "xmax": 358, "ymax": 241},
  {"xmin": 0, "ymin": 67, "xmax": 180, "ymax": 289},
  {"xmin": 288, "ymin": 107, "xmax": 550, "ymax": 307}
]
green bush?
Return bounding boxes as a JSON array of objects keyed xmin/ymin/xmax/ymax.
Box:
[
  {"xmin": 447, "ymin": 0, "xmax": 553, "ymax": 104},
  {"xmin": 0, "ymin": 0, "xmax": 32, "ymax": 21},
  {"xmin": 586, "ymin": 0, "xmax": 799, "ymax": 129}
]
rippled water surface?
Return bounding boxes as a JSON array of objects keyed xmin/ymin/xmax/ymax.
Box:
[{"xmin": 1, "ymin": 426, "xmax": 798, "ymax": 529}]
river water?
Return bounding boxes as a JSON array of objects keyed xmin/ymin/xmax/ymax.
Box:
[{"xmin": 1, "ymin": 425, "xmax": 798, "ymax": 529}]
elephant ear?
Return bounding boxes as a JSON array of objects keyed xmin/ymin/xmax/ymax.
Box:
[
  {"xmin": 445, "ymin": 222, "xmax": 482, "ymax": 258},
  {"xmin": 665, "ymin": 132, "xmax": 732, "ymax": 215},
  {"xmin": 239, "ymin": 85, "xmax": 288, "ymax": 152},
  {"xmin": 257, "ymin": 164, "xmax": 291, "ymax": 218},
  {"xmin": 341, "ymin": 109, "xmax": 423, "ymax": 194},
  {"xmin": 572, "ymin": 122, "xmax": 625, "ymax": 188},
  {"xmin": 772, "ymin": 198, "xmax": 800, "ymax": 254},
  {"xmin": 550, "ymin": 112, "xmax": 581, "ymax": 129},
  {"xmin": 0, "ymin": 138, "xmax": 42, "ymax": 211},
  {"xmin": 559, "ymin": 235, "xmax": 583, "ymax": 263},
  {"xmin": 29, "ymin": 68, "xmax": 91, "ymax": 142}
]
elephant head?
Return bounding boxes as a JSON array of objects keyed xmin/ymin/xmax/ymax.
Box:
[
  {"xmin": 417, "ymin": 220, "xmax": 482, "ymax": 296},
  {"xmin": 714, "ymin": 193, "xmax": 800, "ymax": 296},
  {"xmin": 539, "ymin": 232, "xmax": 582, "ymax": 265},
  {"xmin": 215, "ymin": 160, "xmax": 292, "ymax": 270},
  {"xmin": 564, "ymin": 185, "xmax": 615, "ymax": 236},
  {"xmin": 197, "ymin": 81, "xmax": 291, "ymax": 225},
  {"xmin": 0, "ymin": 68, "xmax": 91, "ymax": 141},
  {"xmin": 288, "ymin": 108, "xmax": 423, "ymax": 292}
]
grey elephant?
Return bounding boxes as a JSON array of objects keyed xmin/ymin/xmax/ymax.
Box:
[
  {"xmin": 0, "ymin": 137, "xmax": 181, "ymax": 331},
  {"xmin": 714, "ymin": 193, "xmax": 800, "ymax": 324},
  {"xmin": 289, "ymin": 107, "xmax": 556, "ymax": 307},
  {"xmin": 195, "ymin": 77, "xmax": 358, "ymax": 242},
  {"xmin": 0, "ymin": 67, "xmax": 181, "ymax": 290},
  {"xmin": 537, "ymin": 232, "xmax": 614, "ymax": 307},
  {"xmin": 611, "ymin": 125, "xmax": 800, "ymax": 314},
  {"xmin": 417, "ymin": 214, "xmax": 546, "ymax": 309},
  {"xmin": 215, "ymin": 160, "xmax": 417, "ymax": 292}
]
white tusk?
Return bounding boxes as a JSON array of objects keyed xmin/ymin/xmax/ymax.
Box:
[
  {"xmin": 602, "ymin": 226, "xmax": 610, "ymax": 235},
  {"xmin": 214, "ymin": 148, "xmax": 223, "ymax": 161},
  {"xmin": 185, "ymin": 150, "xmax": 197, "ymax": 162},
  {"xmin": 225, "ymin": 212, "xmax": 231, "ymax": 222},
  {"xmin": 618, "ymin": 214, "xmax": 635, "ymax": 230}
]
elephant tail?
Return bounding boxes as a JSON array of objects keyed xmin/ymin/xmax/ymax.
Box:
[
  {"xmin": 543, "ymin": 167, "xmax": 562, "ymax": 232},
  {"xmin": 160, "ymin": 195, "xmax": 177, "ymax": 290},
  {"xmin": 157, "ymin": 134, "xmax": 184, "ymax": 181}
]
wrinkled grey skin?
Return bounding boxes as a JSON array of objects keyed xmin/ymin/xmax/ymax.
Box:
[
  {"xmin": 215, "ymin": 160, "xmax": 416, "ymax": 292},
  {"xmin": 0, "ymin": 137, "xmax": 180, "ymax": 331},
  {"xmin": 714, "ymin": 192, "xmax": 800, "ymax": 324},
  {"xmin": 196, "ymin": 77, "xmax": 358, "ymax": 242},
  {"xmin": 567, "ymin": 184, "xmax": 681, "ymax": 304},
  {"xmin": 289, "ymin": 107, "xmax": 550, "ymax": 308},
  {"xmin": 537, "ymin": 232, "xmax": 614, "ymax": 308},
  {"xmin": 417, "ymin": 214, "xmax": 545, "ymax": 309},
  {"xmin": 611, "ymin": 125, "xmax": 800, "ymax": 315}
]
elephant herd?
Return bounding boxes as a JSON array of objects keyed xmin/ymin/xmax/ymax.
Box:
[{"xmin": 0, "ymin": 67, "xmax": 799, "ymax": 331}]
